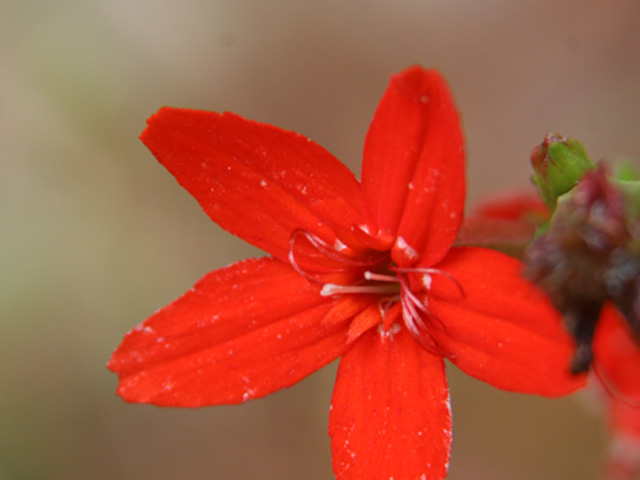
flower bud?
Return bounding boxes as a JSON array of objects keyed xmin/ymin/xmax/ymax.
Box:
[
  {"xmin": 525, "ymin": 165, "xmax": 640, "ymax": 373},
  {"xmin": 530, "ymin": 133, "xmax": 595, "ymax": 211}
]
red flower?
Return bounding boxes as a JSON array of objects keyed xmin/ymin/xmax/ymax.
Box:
[
  {"xmin": 456, "ymin": 190, "xmax": 549, "ymax": 250},
  {"xmin": 594, "ymin": 306, "xmax": 640, "ymax": 479},
  {"xmin": 108, "ymin": 66, "xmax": 583, "ymax": 479}
]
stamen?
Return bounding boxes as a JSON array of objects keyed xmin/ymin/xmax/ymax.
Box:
[
  {"xmin": 290, "ymin": 229, "xmax": 383, "ymax": 267},
  {"xmin": 393, "ymin": 265, "xmax": 466, "ymax": 298},
  {"xmin": 288, "ymin": 229, "xmax": 388, "ymax": 283},
  {"xmin": 402, "ymin": 305, "xmax": 447, "ymax": 356},
  {"xmin": 405, "ymin": 285, "xmax": 429, "ymax": 313},
  {"xmin": 288, "ymin": 237, "xmax": 324, "ymax": 284},
  {"xmin": 396, "ymin": 274, "xmax": 451, "ymax": 357},
  {"xmin": 402, "ymin": 297, "xmax": 441, "ymax": 354},
  {"xmin": 320, "ymin": 283, "xmax": 399, "ymax": 297},
  {"xmin": 363, "ymin": 271, "xmax": 398, "ymax": 283}
]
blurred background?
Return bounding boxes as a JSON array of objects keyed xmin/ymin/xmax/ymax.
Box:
[{"xmin": 2, "ymin": 1, "xmax": 640, "ymax": 479}]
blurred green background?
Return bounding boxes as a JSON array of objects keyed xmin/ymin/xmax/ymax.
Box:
[{"xmin": 2, "ymin": 1, "xmax": 639, "ymax": 479}]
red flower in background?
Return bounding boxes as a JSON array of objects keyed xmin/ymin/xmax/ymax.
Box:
[
  {"xmin": 595, "ymin": 307, "xmax": 640, "ymax": 480},
  {"xmin": 108, "ymin": 66, "xmax": 583, "ymax": 479}
]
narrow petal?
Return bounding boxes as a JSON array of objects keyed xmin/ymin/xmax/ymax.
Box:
[
  {"xmin": 329, "ymin": 326, "xmax": 451, "ymax": 480},
  {"xmin": 346, "ymin": 302, "xmax": 382, "ymax": 343},
  {"xmin": 594, "ymin": 304, "xmax": 640, "ymax": 401},
  {"xmin": 108, "ymin": 257, "xmax": 351, "ymax": 406},
  {"xmin": 361, "ymin": 66, "xmax": 465, "ymax": 266},
  {"xmin": 426, "ymin": 247, "xmax": 585, "ymax": 396},
  {"xmin": 322, "ymin": 295, "xmax": 375, "ymax": 329},
  {"xmin": 140, "ymin": 108, "xmax": 365, "ymax": 264}
]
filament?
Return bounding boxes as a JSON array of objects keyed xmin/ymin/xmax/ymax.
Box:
[
  {"xmin": 392, "ymin": 265, "xmax": 466, "ymax": 299},
  {"xmin": 320, "ymin": 283, "xmax": 399, "ymax": 297},
  {"xmin": 288, "ymin": 229, "xmax": 384, "ymax": 283}
]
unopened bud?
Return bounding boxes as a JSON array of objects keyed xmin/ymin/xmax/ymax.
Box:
[{"xmin": 530, "ymin": 133, "xmax": 595, "ymax": 211}]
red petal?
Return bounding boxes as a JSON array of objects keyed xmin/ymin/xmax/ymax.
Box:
[
  {"xmin": 469, "ymin": 190, "xmax": 548, "ymax": 221},
  {"xmin": 426, "ymin": 247, "xmax": 585, "ymax": 396},
  {"xmin": 594, "ymin": 304, "xmax": 640, "ymax": 401},
  {"xmin": 455, "ymin": 217, "xmax": 538, "ymax": 248},
  {"xmin": 321, "ymin": 295, "xmax": 372, "ymax": 328},
  {"xmin": 361, "ymin": 66, "xmax": 465, "ymax": 267},
  {"xmin": 456, "ymin": 191, "xmax": 548, "ymax": 246},
  {"xmin": 329, "ymin": 326, "xmax": 451, "ymax": 480},
  {"xmin": 140, "ymin": 108, "xmax": 365, "ymax": 263},
  {"xmin": 108, "ymin": 257, "xmax": 351, "ymax": 406},
  {"xmin": 346, "ymin": 302, "xmax": 382, "ymax": 343}
]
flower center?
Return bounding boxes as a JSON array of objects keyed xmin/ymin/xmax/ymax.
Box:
[{"xmin": 288, "ymin": 229, "xmax": 461, "ymax": 355}]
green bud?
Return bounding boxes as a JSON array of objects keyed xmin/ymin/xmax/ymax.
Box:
[{"xmin": 530, "ymin": 133, "xmax": 595, "ymax": 211}]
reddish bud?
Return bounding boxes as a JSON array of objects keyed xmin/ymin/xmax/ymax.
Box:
[{"xmin": 525, "ymin": 165, "xmax": 640, "ymax": 373}]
